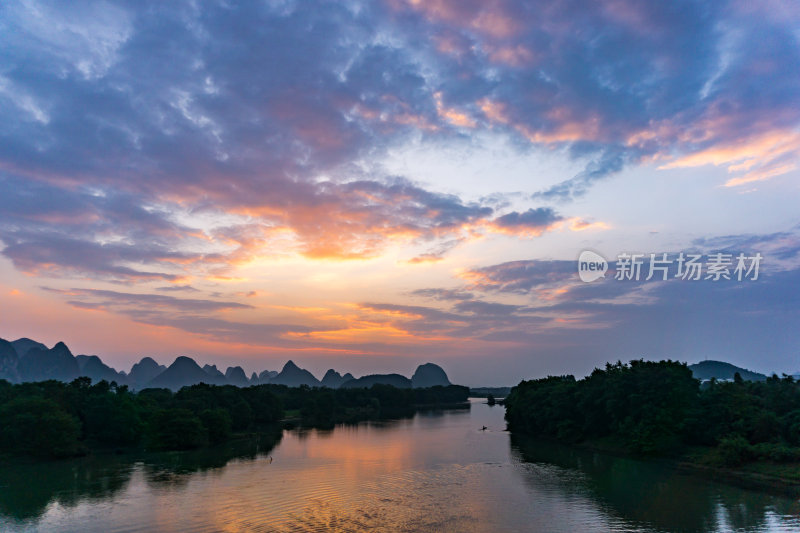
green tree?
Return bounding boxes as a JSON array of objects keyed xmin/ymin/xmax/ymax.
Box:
[
  {"xmin": 147, "ymin": 408, "xmax": 207, "ymax": 450},
  {"xmin": 0, "ymin": 397, "xmax": 82, "ymax": 457},
  {"xmin": 200, "ymin": 408, "xmax": 233, "ymax": 444}
]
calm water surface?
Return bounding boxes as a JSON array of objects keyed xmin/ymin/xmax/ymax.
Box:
[{"xmin": 1, "ymin": 399, "xmax": 799, "ymax": 532}]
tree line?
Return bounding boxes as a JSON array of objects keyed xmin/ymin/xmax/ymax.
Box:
[
  {"xmin": 269, "ymin": 383, "xmax": 469, "ymax": 427},
  {"xmin": 0, "ymin": 378, "xmax": 468, "ymax": 459},
  {"xmin": 504, "ymin": 360, "xmax": 800, "ymax": 466}
]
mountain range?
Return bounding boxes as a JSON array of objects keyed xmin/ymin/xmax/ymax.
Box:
[
  {"xmin": 6, "ymin": 336, "xmax": 779, "ymax": 391},
  {"xmin": 0, "ymin": 337, "xmax": 453, "ymax": 392}
]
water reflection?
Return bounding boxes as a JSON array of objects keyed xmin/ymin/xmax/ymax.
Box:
[
  {"xmin": 0, "ymin": 402, "xmax": 798, "ymax": 532},
  {"xmin": 510, "ymin": 434, "xmax": 800, "ymax": 533},
  {"xmin": 0, "ymin": 430, "xmax": 281, "ymax": 523},
  {"xmin": 0, "ymin": 456, "xmax": 133, "ymax": 521},
  {"xmin": 141, "ymin": 430, "xmax": 281, "ymax": 486}
]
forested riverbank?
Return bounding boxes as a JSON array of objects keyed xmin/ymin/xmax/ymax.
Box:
[
  {"xmin": 504, "ymin": 360, "xmax": 800, "ymax": 492},
  {"xmin": 0, "ymin": 378, "xmax": 468, "ymax": 459}
]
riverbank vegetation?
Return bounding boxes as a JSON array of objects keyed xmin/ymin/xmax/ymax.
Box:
[
  {"xmin": 266, "ymin": 383, "xmax": 469, "ymax": 427},
  {"xmin": 0, "ymin": 378, "xmax": 468, "ymax": 459},
  {"xmin": 504, "ymin": 360, "xmax": 800, "ymax": 476}
]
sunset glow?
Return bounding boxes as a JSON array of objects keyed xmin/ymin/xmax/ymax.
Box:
[{"xmin": 1, "ymin": 0, "xmax": 798, "ymax": 384}]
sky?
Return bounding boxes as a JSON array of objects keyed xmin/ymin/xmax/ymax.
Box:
[{"xmin": 0, "ymin": 0, "xmax": 798, "ymax": 386}]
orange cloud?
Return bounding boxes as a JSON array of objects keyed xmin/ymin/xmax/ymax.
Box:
[
  {"xmin": 485, "ymin": 44, "xmax": 535, "ymax": 67},
  {"xmin": 485, "ymin": 222, "xmax": 554, "ymax": 238},
  {"xmin": 394, "ymin": 0, "xmax": 522, "ymax": 38},
  {"xmin": 478, "ymin": 98, "xmax": 603, "ymax": 144},
  {"xmin": 285, "ymin": 323, "xmax": 419, "ymax": 343},
  {"xmin": 350, "ymin": 101, "xmax": 440, "ymax": 132},
  {"xmin": 433, "ymin": 33, "xmax": 470, "ymax": 58},
  {"xmin": 563, "ymin": 218, "xmax": 610, "ymax": 232},
  {"xmin": 658, "ymin": 129, "xmax": 800, "ymax": 187},
  {"xmin": 725, "ymin": 162, "xmax": 798, "ymax": 187},
  {"xmin": 434, "ymin": 92, "xmax": 476, "ymax": 128}
]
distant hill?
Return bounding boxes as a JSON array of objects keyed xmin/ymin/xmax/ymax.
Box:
[
  {"xmin": 0, "ymin": 339, "xmax": 19, "ymax": 382},
  {"xmin": 689, "ymin": 360, "xmax": 767, "ymax": 382},
  {"xmin": 11, "ymin": 338, "xmax": 47, "ymax": 358},
  {"xmin": 270, "ymin": 360, "xmax": 321, "ymax": 387},
  {"xmin": 0, "ymin": 336, "xmax": 459, "ymax": 391},
  {"xmin": 470, "ymin": 386, "xmax": 512, "ymax": 398},
  {"xmin": 321, "ymin": 369, "xmax": 354, "ymax": 388},
  {"xmin": 411, "ymin": 363, "xmax": 450, "ymax": 388},
  {"xmin": 340, "ymin": 373, "xmax": 411, "ymax": 389},
  {"xmin": 147, "ymin": 356, "xmax": 227, "ymax": 391},
  {"xmin": 225, "ymin": 366, "xmax": 250, "ymax": 387},
  {"xmin": 258, "ymin": 369, "xmax": 278, "ymax": 381},
  {"xmin": 128, "ymin": 357, "xmax": 167, "ymax": 390},
  {"xmin": 75, "ymin": 355, "xmax": 126, "ymax": 384},
  {"xmin": 202, "ymin": 364, "xmax": 226, "ymax": 380},
  {"xmin": 18, "ymin": 342, "xmax": 80, "ymax": 382}
]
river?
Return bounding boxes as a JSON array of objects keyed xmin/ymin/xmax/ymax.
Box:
[{"xmin": 1, "ymin": 398, "xmax": 798, "ymax": 532}]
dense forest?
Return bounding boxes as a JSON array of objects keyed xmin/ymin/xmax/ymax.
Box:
[
  {"xmin": 0, "ymin": 378, "xmax": 468, "ymax": 459},
  {"xmin": 504, "ymin": 360, "xmax": 800, "ymax": 467}
]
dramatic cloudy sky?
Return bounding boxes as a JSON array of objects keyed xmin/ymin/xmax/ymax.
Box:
[{"xmin": 1, "ymin": 0, "xmax": 798, "ymax": 385}]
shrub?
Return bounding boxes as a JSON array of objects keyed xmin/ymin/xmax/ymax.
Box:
[{"xmin": 717, "ymin": 435, "xmax": 752, "ymax": 467}]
